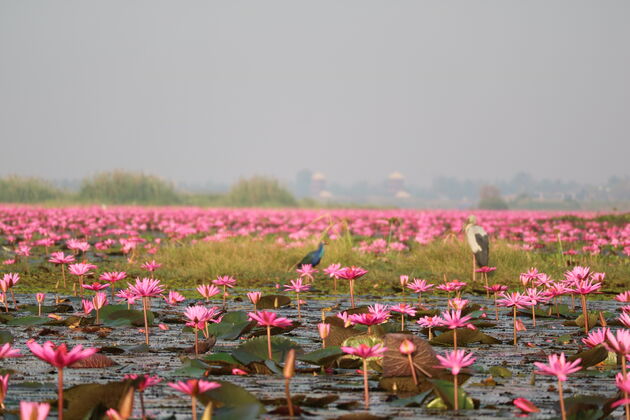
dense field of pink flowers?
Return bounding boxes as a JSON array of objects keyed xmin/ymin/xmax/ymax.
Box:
[{"xmin": 0, "ymin": 206, "xmax": 628, "ymax": 420}]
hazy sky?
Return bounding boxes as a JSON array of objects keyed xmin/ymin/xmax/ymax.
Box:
[{"xmin": 1, "ymin": 1, "xmax": 628, "ymax": 187}]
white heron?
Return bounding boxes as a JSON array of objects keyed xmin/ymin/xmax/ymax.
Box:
[{"xmin": 463, "ymin": 215, "xmax": 489, "ymax": 282}]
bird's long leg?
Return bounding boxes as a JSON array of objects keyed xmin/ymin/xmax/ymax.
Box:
[{"xmin": 472, "ymin": 254, "xmax": 476, "ymax": 282}]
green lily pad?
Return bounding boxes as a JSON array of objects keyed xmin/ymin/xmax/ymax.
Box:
[
  {"xmin": 198, "ymin": 380, "xmax": 265, "ymax": 414},
  {"xmin": 429, "ymin": 379, "xmax": 476, "ymax": 410},
  {"xmin": 231, "ymin": 336, "xmax": 303, "ymax": 365},
  {"xmin": 489, "ymin": 366, "xmax": 512, "ymax": 378},
  {"xmin": 60, "ymin": 380, "xmax": 133, "ymax": 419},
  {"xmin": 204, "ymin": 352, "xmax": 242, "ymax": 366},
  {"xmin": 430, "ymin": 328, "xmax": 501, "ymax": 346},
  {"xmin": 99, "ymin": 305, "xmax": 154, "ymax": 327},
  {"xmin": 213, "ymin": 404, "xmax": 263, "ymax": 420},
  {"xmin": 389, "ymin": 390, "xmax": 433, "ymax": 407},
  {"xmin": 173, "ymin": 357, "xmax": 211, "ymax": 377},
  {"xmin": 206, "ymin": 311, "xmax": 253, "ymax": 340},
  {"xmin": 7, "ymin": 316, "xmax": 49, "ymax": 326},
  {"xmin": 256, "ymin": 295, "xmax": 291, "ymax": 310},
  {"xmin": 568, "ymin": 345, "xmax": 609, "ymax": 369},
  {"xmin": 298, "ymin": 346, "xmax": 344, "ymax": 366},
  {"xmin": 340, "ymin": 335, "xmax": 384, "ymax": 362},
  {"xmin": 0, "ymin": 330, "xmax": 13, "ymax": 344}
]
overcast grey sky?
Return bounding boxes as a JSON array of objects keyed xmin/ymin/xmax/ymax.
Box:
[{"xmin": 1, "ymin": 1, "xmax": 628, "ymax": 187}]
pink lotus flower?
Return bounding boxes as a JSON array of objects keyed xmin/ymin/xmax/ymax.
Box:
[
  {"xmin": 323, "ymin": 263, "xmax": 342, "ymax": 278},
  {"xmin": 116, "ymin": 289, "xmax": 138, "ymax": 306},
  {"xmin": 197, "ymin": 284, "xmax": 220, "ymax": 301},
  {"xmin": 232, "ymin": 368, "xmax": 248, "ymax": 375},
  {"xmin": 213, "ymin": 275, "xmax": 236, "ymax": 288},
  {"xmin": 534, "ymin": 353, "xmax": 581, "ymax": 382},
  {"xmin": 168, "ymin": 379, "xmax": 221, "ymax": 420},
  {"xmin": 27, "ymin": 341, "xmax": 98, "ymax": 369},
  {"xmin": 337, "ymin": 266, "xmax": 368, "ymax": 308},
  {"xmin": 534, "ymin": 352, "xmax": 581, "ymax": 420},
  {"xmin": 248, "ymin": 311, "xmax": 292, "ymax": 328},
  {"xmin": 82, "ymin": 282, "xmax": 110, "ymax": 292},
  {"xmin": 582, "ymin": 327, "xmax": 609, "ymax": 348},
  {"xmin": 407, "ymin": 278, "xmax": 434, "ymax": 305},
  {"xmin": 341, "ymin": 343, "xmax": 387, "ymax": 408},
  {"xmin": 48, "ymin": 252, "xmax": 75, "ymax": 265},
  {"xmin": 128, "ymin": 277, "xmax": 164, "ymax": 298},
  {"xmin": 284, "ymin": 278, "xmax": 311, "ymax": 293},
  {"xmin": 27, "ymin": 341, "xmax": 98, "ymax": 420},
  {"xmin": 2, "ymin": 273, "xmax": 19, "ymax": 287},
  {"xmin": 296, "ymin": 264, "xmax": 317, "ymax": 280},
  {"xmin": 163, "ymin": 290, "xmax": 186, "ymax": 305},
  {"xmin": 318, "ymin": 323, "xmax": 330, "ymax": 347},
  {"xmin": 247, "ymin": 291, "xmax": 262, "ymax": 307},
  {"xmin": 616, "ymin": 291, "xmax": 630, "ymax": 303},
  {"xmin": 140, "ymin": 260, "xmax": 161, "ymax": 272},
  {"xmin": 124, "ymin": 374, "xmax": 161, "ymax": 392},
  {"xmin": 497, "ymin": 292, "xmax": 534, "ymax": 309},
  {"xmin": 399, "ymin": 275, "xmax": 409, "ymax": 287},
  {"xmin": 99, "ymin": 271, "xmax": 127, "ymax": 284},
  {"xmin": 605, "ymin": 329, "xmax": 630, "ymax": 355},
  {"xmin": 68, "ymin": 263, "xmax": 93, "ymax": 277},
  {"xmin": 520, "ymin": 268, "xmax": 542, "ymax": 287},
  {"xmin": 448, "ymin": 298, "xmax": 469, "ymax": 311},
  {"xmin": 20, "ymin": 401, "xmax": 50, "ymax": 420},
  {"xmin": 0, "ymin": 343, "xmax": 21, "ymax": 359},
  {"xmin": 441, "ymin": 309, "xmax": 474, "ymax": 330},
  {"xmin": 435, "ymin": 349, "xmax": 475, "ymax": 411},
  {"xmin": 248, "ymin": 311, "xmax": 293, "ymax": 359},
  {"xmin": 513, "ymin": 397, "xmax": 539, "ymax": 413},
  {"xmin": 81, "ymin": 299, "xmax": 94, "ymax": 316},
  {"xmin": 436, "ymin": 349, "xmax": 476, "ymax": 376}
]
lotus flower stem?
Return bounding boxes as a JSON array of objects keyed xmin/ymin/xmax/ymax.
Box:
[
  {"xmin": 362, "ymin": 358, "xmax": 369, "ymax": 409},
  {"xmin": 142, "ymin": 297, "xmax": 150, "ymax": 345},
  {"xmin": 484, "ymin": 273, "xmax": 489, "ymax": 298},
  {"xmin": 407, "ymin": 354, "xmax": 418, "ymax": 385},
  {"xmin": 38, "ymin": 302, "xmax": 42, "ymax": 317},
  {"xmin": 557, "ymin": 379, "xmax": 566, "ymax": 420},
  {"xmin": 194, "ymin": 328, "xmax": 199, "ymax": 356},
  {"xmin": 400, "ymin": 314, "xmax": 405, "ymax": 331},
  {"xmin": 140, "ymin": 393, "xmax": 147, "ymax": 420},
  {"xmin": 531, "ymin": 305, "xmax": 536, "ymax": 328},
  {"xmin": 622, "ymin": 357, "xmax": 630, "ymax": 420},
  {"xmin": 285, "ymin": 378, "xmax": 294, "ymax": 417},
  {"xmin": 191, "ymin": 395, "xmax": 197, "ymax": 420},
  {"xmin": 266, "ymin": 325, "xmax": 272, "ymax": 359},
  {"xmin": 494, "ymin": 293, "xmax": 499, "ymax": 320},
  {"xmin": 513, "ymin": 307, "xmax": 518, "ymax": 346},
  {"xmin": 61, "ymin": 264, "xmax": 67, "ymax": 288},
  {"xmin": 58, "ymin": 368, "xmax": 64, "ymax": 420},
  {"xmin": 350, "ymin": 279, "xmax": 356, "ymax": 308},
  {"xmin": 453, "ymin": 374, "xmax": 459, "ymax": 411},
  {"xmin": 580, "ymin": 294, "xmax": 589, "ymax": 334},
  {"xmin": 10, "ymin": 290, "xmax": 18, "ymax": 310},
  {"xmin": 297, "ymin": 292, "xmax": 301, "ymax": 320},
  {"xmin": 453, "ymin": 329, "xmax": 458, "ymax": 351}
]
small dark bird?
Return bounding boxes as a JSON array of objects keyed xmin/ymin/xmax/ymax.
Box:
[
  {"xmin": 464, "ymin": 215, "xmax": 489, "ymax": 281},
  {"xmin": 297, "ymin": 241, "xmax": 325, "ymax": 269}
]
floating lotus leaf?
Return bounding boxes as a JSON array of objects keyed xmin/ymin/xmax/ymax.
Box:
[
  {"xmin": 198, "ymin": 380, "xmax": 265, "ymax": 414},
  {"xmin": 568, "ymin": 345, "xmax": 609, "ymax": 368},
  {"xmin": 231, "ymin": 336, "xmax": 303, "ymax": 365},
  {"xmin": 99, "ymin": 304, "xmax": 154, "ymax": 327},
  {"xmin": 298, "ymin": 346, "xmax": 345, "ymax": 366},
  {"xmin": 59, "ymin": 380, "xmax": 134, "ymax": 420},
  {"xmin": 430, "ymin": 328, "xmax": 501, "ymax": 346},
  {"xmin": 256, "ymin": 295, "xmax": 291, "ymax": 309},
  {"xmin": 206, "ymin": 311, "xmax": 254, "ymax": 340},
  {"xmin": 429, "ymin": 379, "xmax": 476, "ymax": 410}
]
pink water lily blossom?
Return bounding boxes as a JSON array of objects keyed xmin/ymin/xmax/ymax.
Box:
[
  {"xmin": 0, "ymin": 343, "xmax": 21, "ymax": 359},
  {"xmin": 19, "ymin": 401, "xmax": 50, "ymax": 420}
]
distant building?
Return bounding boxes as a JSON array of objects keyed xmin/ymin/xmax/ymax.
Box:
[
  {"xmin": 387, "ymin": 172, "xmax": 409, "ymax": 198},
  {"xmin": 295, "ymin": 169, "xmax": 313, "ymax": 197},
  {"xmin": 311, "ymin": 172, "xmax": 326, "ymax": 196}
]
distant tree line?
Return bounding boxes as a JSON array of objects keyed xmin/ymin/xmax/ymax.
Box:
[{"xmin": 0, "ymin": 172, "xmax": 299, "ymax": 207}]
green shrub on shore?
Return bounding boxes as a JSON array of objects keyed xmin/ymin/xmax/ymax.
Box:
[{"xmin": 0, "ymin": 175, "xmax": 66, "ymax": 203}]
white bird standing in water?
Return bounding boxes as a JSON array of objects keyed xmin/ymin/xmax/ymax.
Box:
[{"xmin": 463, "ymin": 215, "xmax": 489, "ymax": 282}]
